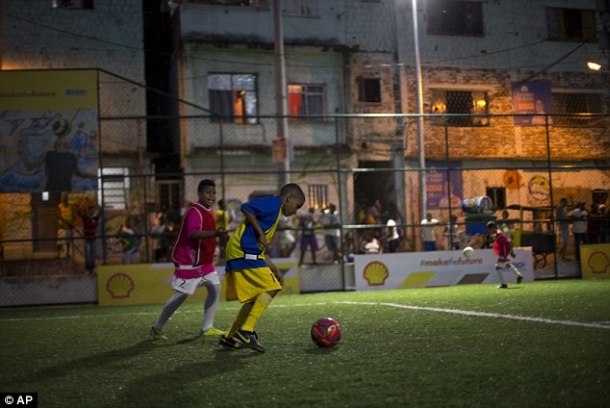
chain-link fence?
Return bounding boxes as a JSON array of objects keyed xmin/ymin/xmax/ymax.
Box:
[{"xmin": 1, "ymin": 112, "xmax": 609, "ymax": 287}]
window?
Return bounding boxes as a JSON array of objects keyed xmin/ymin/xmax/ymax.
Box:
[
  {"xmin": 308, "ymin": 184, "xmax": 328, "ymax": 210},
  {"xmin": 592, "ymin": 190, "xmax": 609, "ymax": 206},
  {"xmin": 208, "ymin": 74, "xmax": 258, "ymax": 124},
  {"xmin": 427, "ymin": 0, "xmax": 484, "ymax": 36},
  {"xmin": 284, "ymin": 0, "xmax": 319, "ymax": 16},
  {"xmin": 98, "ymin": 167, "xmax": 129, "ymax": 210},
  {"xmin": 551, "ymin": 92, "xmax": 604, "ymax": 127},
  {"xmin": 288, "ymin": 84, "xmax": 325, "ymax": 120},
  {"xmin": 357, "ymin": 77, "xmax": 381, "ymax": 104},
  {"xmin": 52, "ymin": 0, "xmax": 94, "ymax": 9},
  {"xmin": 546, "ymin": 8, "xmax": 596, "ymax": 42},
  {"xmin": 430, "ymin": 89, "xmax": 489, "ymax": 126},
  {"xmin": 486, "ymin": 187, "xmax": 506, "ymax": 210}
]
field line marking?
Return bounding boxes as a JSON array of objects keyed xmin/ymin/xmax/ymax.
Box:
[
  {"xmin": 340, "ymin": 301, "xmax": 610, "ymax": 330},
  {"xmin": 1, "ymin": 302, "xmax": 608, "ymax": 331}
]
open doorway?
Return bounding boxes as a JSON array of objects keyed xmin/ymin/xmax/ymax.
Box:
[{"xmin": 353, "ymin": 160, "xmax": 400, "ymax": 223}]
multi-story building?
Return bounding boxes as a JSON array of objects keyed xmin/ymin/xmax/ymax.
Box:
[
  {"xmin": 171, "ymin": 0, "xmax": 609, "ymax": 229},
  {"xmin": 0, "ymin": 0, "xmax": 147, "ymax": 258},
  {"xmin": 0, "ymin": 0, "xmax": 608, "ymax": 264}
]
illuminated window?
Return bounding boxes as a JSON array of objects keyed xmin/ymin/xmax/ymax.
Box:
[
  {"xmin": 430, "ymin": 89, "xmax": 489, "ymax": 126},
  {"xmin": 208, "ymin": 74, "xmax": 258, "ymax": 124},
  {"xmin": 308, "ymin": 184, "xmax": 328, "ymax": 210},
  {"xmin": 288, "ymin": 84, "xmax": 325, "ymax": 120}
]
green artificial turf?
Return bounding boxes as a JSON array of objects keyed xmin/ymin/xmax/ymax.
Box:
[{"xmin": 1, "ymin": 280, "xmax": 609, "ymax": 408}]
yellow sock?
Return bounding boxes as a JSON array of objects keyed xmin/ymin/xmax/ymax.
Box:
[
  {"xmin": 241, "ymin": 292, "xmax": 273, "ymax": 332},
  {"xmin": 226, "ymin": 302, "xmax": 253, "ymax": 337}
]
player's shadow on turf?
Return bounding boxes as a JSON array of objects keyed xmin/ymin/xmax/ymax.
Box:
[
  {"xmin": 174, "ymin": 336, "xmax": 201, "ymax": 345},
  {"xmin": 9, "ymin": 340, "xmax": 171, "ymax": 386},
  {"xmin": 98, "ymin": 354, "xmax": 249, "ymax": 408},
  {"xmin": 304, "ymin": 347, "xmax": 340, "ymax": 355}
]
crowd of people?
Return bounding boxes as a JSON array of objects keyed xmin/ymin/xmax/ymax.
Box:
[
  {"xmin": 556, "ymin": 199, "xmax": 609, "ymax": 261},
  {"xmin": 55, "ymin": 188, "xmax": 609, "ymax": 276}
]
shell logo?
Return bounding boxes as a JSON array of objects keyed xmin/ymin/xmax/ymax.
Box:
[
  {"xmin": 106, "ymin": 273, "xmax": 135, "ymax": 299},
  {"xmin": 587, "ymin": 251, "xmax": 609, "ymax": 274},
  {"xmin": 363, "ymin": 261, "xmax": 389, "ymax": 286},
  {"xmin": 527, "ymin": 175, "xmax": 550, "ymax": 202}
]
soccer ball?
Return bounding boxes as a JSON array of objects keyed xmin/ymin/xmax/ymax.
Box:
[
  {"xmin": 462, "ymin": 246, "xmax": 475, "ymax": 259},
  {"xmin": 311, "ymin": 317, "xmax": 341, "ymax": 348}
]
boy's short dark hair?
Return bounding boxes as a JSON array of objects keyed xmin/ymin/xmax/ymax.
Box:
[
  {"xmin": 486, "ymin": 221, "xmax": 497, "ymax": 229},
  {"xmin": 279, "ymin": 183, "xmax": 305, "ymax": 201},
  {"xmin": 197, "ymin": 179, "xmax": 215, "ymax": 192}
]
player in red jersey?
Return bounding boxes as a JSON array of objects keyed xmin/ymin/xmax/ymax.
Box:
[{"xmin": 486, "ymin": 221, "xmax": 523, "ymax": 289}]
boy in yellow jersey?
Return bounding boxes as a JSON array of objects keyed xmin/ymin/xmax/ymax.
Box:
[{"xmin": 220, "ymin": 183, "xmax": 305, "ymax": 353}]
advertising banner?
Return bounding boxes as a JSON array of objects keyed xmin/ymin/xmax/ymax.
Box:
[
  {"xmin": 98, "ymin": 258, "xmax": 299, "ymax": 306},
  {"xmin": 0, "ymin": 70, "xmax": 99, "ymax": 193},
  {"xmin": 426, "ymin": 160, "xmax": 463, "ymax": 209},
  {"xmin": 579, "ymin": 243, "xmax": 610, "ymax": 280},
  {"xmin": 354, "ymin": 248, "xmax": 534, "ymax": 291},
  {"xmin": 512, "ymin": 80, "xmax": 552, "ymax": 126}
]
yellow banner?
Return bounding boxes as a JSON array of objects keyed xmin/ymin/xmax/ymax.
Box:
[
  {"xmin": 0, "ymin": 70, "xmax": 98, "ymax": 110},
  {"xmin": 579, "ymin": 243, "xmax": 610, "ymax": 280},
  {"xmin": 98, "ymin": 259, "xmax": 300, "ymax": 306}
]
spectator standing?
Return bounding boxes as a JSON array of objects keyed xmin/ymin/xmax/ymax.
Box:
[
  {"xmin": 215, "ymin": 199, "xmax": 234, "ymax": 262},
  {"xmin": 80, "ymin": 205, "xmax": 100, "ymax": 274},
  {"xmin": 56, "ymin": 193, "xmax": 74, "ymax": 258},
  {"xmin": 571, "ymin": 202, "xmax": 588, "ymax": 262},
  {"xmin": 499, "ymin": 210, "xmax": 514, "ymax": 240},
  {"xmin": 298, "ymin": 207, "xmax": 319, "ymax": 266},
  {"xmin": 444, "ymin": 214, "xmax": 461, "ymax": 250},
  {"xmin": 120, "ymin": 220, "xmax": 139, "ymax": 264},
  {"xmin": 322, "ymin": 204, "xmax": 341, "ymax": 262},
  {"xmin": 385, "ymin": 219, "xmax": 401, "ymax": 253},
  {"xmin": 421, "ymin": 212, "xmax": 439, "ymax": 251},
  {"xmin": 366, "ymin": 200, "xmax": 382, "ymax": 226},
  {"xmin": 277, "ymin": 214, "xmax": 297, "ymax": 258},
  {"xmin": 556, "ymin": 198, "xmax": 571, "ymax": 260},
  {"xmin": 587, "ymin": 203, "xmax": 602, "ymax": 244},
  {"xmin": 152, "ymin": 215, "xmax": 169, "ymax": 262},
  {"xmin": 599, "ymin": 204, "xmax": 609, "ymax": 243}
]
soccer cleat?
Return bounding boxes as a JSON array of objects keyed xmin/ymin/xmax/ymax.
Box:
[
  {"xmin": 498, "ymin": 284, "xmax": 508, "ymax": 289},
  {"xmin": 517, "ymin": 275, "xmax": 523, "ymax": 284},
  {"xmin": 150, "ymin": 326, "xmax": 168, "ymax": 340},
  {"xmin": 199, "ymin": 327, "xmax": 225, "ymax": 337},
  {"xmin": 234, "ymin": 329, "xmax": 266, "ymax": 353},
  {"xmin": 218, "ymin": 334, "xmax": 244, "ymax": 350}
]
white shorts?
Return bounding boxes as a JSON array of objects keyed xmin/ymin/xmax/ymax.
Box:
[{"xmin": 171, "ymin": 271, "xmax": 220, "ymax": 295}]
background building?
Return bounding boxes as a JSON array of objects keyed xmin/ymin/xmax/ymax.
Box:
[{"xmin": 0, "ymin": 0, "xmax": 608, "ymax": 278}]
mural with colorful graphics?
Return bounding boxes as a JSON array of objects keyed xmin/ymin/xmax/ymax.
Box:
[{"xmin": 0, "ymin": 70, "xmax": 99, "ymax": 193}]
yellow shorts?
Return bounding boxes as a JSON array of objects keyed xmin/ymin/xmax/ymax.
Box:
[{"xmin": 225, "ymin": 266, "xmax": 282, "ymax": 303}]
